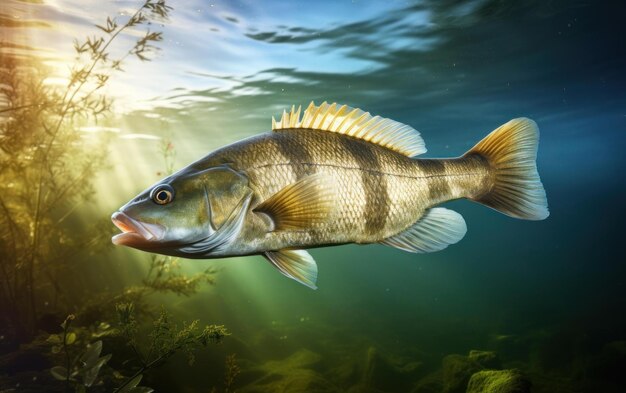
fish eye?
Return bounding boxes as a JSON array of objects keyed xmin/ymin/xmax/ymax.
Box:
[{"xmin": 151, "ymin": 184, "xmax": 174, "ymax": 205}]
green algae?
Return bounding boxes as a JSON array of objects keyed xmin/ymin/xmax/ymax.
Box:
[{"xmin": 466, "ymin": 369, "xmax": 531, "ymax": 393}]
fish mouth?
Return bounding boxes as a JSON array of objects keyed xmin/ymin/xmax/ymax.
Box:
[{"xmin": 111, "ymin": 212, "xmax": 165, "ymax": 246}]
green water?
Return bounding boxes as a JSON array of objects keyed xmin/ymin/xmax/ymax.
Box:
[{"xmin": 1, "ymin": 0, "xmax": 625, "ymax": 392}]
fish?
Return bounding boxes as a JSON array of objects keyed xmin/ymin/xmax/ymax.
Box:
[{"xmin": 111, "ymin": 102, "xmax": 549, "ymax": 289}]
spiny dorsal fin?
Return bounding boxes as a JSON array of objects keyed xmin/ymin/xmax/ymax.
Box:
[
  {"xmin": 253, "ymin": 174, "xmax": 336, "ymax": 231},
  {"xmin": 264, "ymin": 249, "xmax": 318, "ymax": 289},
  {"xmin": 271, "ymin": 102, "xmax": 427, "ymax": 157},
  {"xmin": 381, "ymin": 207, "xmax": 467, "ymax": 253}
]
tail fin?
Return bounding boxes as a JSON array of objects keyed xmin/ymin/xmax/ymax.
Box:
[{"xmin": 465, "ymin": 118, "xmax": 549, "ymax": 220}]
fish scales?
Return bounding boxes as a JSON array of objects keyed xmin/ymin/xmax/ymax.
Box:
[
  {"xmin": 201, "ymin": 129, "xmax": 488, "ymax": 251},
  {"xmin": 112, "ymin": 102, "xmax": 548, "ymax": 289}
]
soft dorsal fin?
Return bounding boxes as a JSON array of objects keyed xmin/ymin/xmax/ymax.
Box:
[
  {"xmin": 381, "ymin": 207, "xmax": 467, "ymax": 253},
  {"xmin": 272, "ymin": 102, "xmax": 427, "ymax": 157},
  {"xmin": 253, "ymin": 174, "xmax": 336, "ymax": 231},
  {"xmin": 264, "ymin": 249, "xmax": 318, "ymax": 289}
]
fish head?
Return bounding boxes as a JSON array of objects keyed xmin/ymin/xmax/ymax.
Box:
[{"xmin": 111, "ymin": 165, "xmax": 251, "ymax": 256}]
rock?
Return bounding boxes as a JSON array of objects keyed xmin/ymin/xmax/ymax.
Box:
[
  {"xmin": 586, "ymin": 340, "xmax": 626, "ymax": 384},
  {"xmin": 468, "ymin": 350, "xmax": 501, "ymax": 370},
  {"xmin": 328, "ymin": 357, "xmax": 360, "ymax": 387},
  {"xmin": 346, "ymin": 384, "xmax": 386, "ymax": 393},
  {"xmin": 362, "ymin": 347, "xmax": 422, "ymax": 392},
  {"xmin": 466, "ymin": 369, "xmax": 531, "ymax": 393},
  {"xmin": 264, "ymin": 348, "xmax": 322, "ymax": 371},
  {"xmin": 441, "ymin": 354, "xmax": 481, "ymax": 393},
  {"xmin": 238, "ymin": 349, "xmax": 338, "ymax": 393},
  {"xmin": 411, "ymin": 371, "xmax": 443, "ymax": 393},
  {"xmin": 241, "ymin": 368, "xmax": 338, "ymax": 393},
  {"xmin": 441, "ymin": 349, "xmax": 504, "ymax": 393}
]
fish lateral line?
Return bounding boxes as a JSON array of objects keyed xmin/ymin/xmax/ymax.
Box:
[
  {"xmin": 245, "ymin": 161, "xmax": 487, "ymax": 181},
  {"xmin": 111, "ymin": 103, "xmax": 549, "ymax": 290}
]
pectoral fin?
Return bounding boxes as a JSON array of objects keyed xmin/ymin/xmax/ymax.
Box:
[
  {"xmin": 381, "ymin": 207, "xmax": 467, "ymax": 253},
  {"xmin": 254, "ymin": 174, "xmax": 336, "ymax": 231},
  {"xmin": 264, "ymin": 249, "xmax": 318, "ymax": 289}
]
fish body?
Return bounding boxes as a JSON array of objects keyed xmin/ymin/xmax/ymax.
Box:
[
  {"xmin": 197, "ymin": 130, "xmax": 489, "ymax": 254},
  {"xmin": 112, "ymin": 102, "xmax": 549, "ymax": 289}
]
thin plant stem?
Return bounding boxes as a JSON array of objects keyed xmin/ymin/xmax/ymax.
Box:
[
  {"xmin": 114, "ymin": 347, "xmax": 177, "ymax": 393},
  {"xmin": 26, "ymin": 1, "xmax": 150, "ymax": 335},
  {"xmin": 61, "ymin": 315, "xmax": 74, "ymax": 393}
]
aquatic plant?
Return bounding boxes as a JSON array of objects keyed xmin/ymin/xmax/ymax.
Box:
[
  {"xmin": 224, "ymin": 354, "xmax": 241, "ymax": 393},
  {"xmin": 208, "ymin": 353, "xmax": 240, "ymax": 393},
  {"xmin": 48, "ymin": 315, "xmax": 112, "ymax": 392},
  {"xmin": 143, "ymin": 254, "xmax": 218, "ymax": 297},
  {"xmin": 466, "ymin": 369, "xmax": 531, "ymax": 393},
  {"xmin": 114, "ymin": 302, "xmax": 228, "ymax": 392},
  {"xmin": 0, "ymin": 0, "xmax": 234, "ymax": 389},
  {"xmin": 0, "ymin": 0, "xmax": 172, "ymax": 342},
  {"xmin": 156, "ymin": 138, "xmax": 177, "ymax": 178},
  {"xmin": 43, "ymin": 304, "xmax": 228, "ymax": 393}
]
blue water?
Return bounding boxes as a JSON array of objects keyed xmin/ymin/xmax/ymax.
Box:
[
  {"xmin": 2, "ymin": 0, "xmax": 626, "ymax": 392},
  {"xmin": 141, "ymin": 2, "xmax": 626, "ymax": 391}
]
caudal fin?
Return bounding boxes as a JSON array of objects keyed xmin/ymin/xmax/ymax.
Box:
[{"xmin": 465, "ymin": 118, "xmax": 549, "ymax": 220}]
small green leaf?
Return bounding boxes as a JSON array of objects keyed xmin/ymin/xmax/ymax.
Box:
[
  {"xmin": 98, "ymin": 322, "xmax": 111, "ymax": 331},
  {"xmin": 95, "ymin": 24, "xmax": 110, "ymax": 33},
  {"xmin": 131, "ymin": 387, "xmax": 154, "ymax": 393},
  {"xmin": 46, "ymin": 334, "xmax": 62, "ymax": 344},
  {"xmin": 66, "ymin": 332, "xmax": 77, "ymax": 345},
  {"xmin": 51, "ymin": 345, "xmax": 61, "ymax": 354},
  {"xmin": 117, "ymin": 374, "xmax": 142, "ymax": 393},
  {"xmin": 82, "ymin": 354, "xmax": 111, "ymax": 387},
  {"xmin": 51, "ymin": 366, "xmax": 68, "ymax": 380},
  {"xmin": 80, "ymin": 340, "xmax": 103, "ymax": 369}
]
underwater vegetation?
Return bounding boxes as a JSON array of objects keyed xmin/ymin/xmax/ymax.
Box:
[
  {"xmin": 0, "ymin": 1, "xmax": 231, "ymax": 391},
  {"xmin": 1, "ymin": 0, "xmax": 626, "ymax": 392}
]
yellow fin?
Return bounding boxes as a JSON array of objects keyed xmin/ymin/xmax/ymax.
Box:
[
  {"xmin": 253, "ymin": 174, "xmax": 336, "ymax": 231},
  {"xmin": 271, "ymin": 101, "xmax": 427, "ymax": 157},
  {"xmin": 465, "ymin": 118, "xmax": 549, "ymax": 220}
]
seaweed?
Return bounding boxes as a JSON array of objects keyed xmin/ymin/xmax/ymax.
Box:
[
  {"xmin": 0, "ymin": 1, "xmax": 233, "ymax": 391},
  {"xmin": 210, "ymin": 353, "xmax": 241, "ymax": 393},
  {"xmin": 48, "ymin": 315, "xmax": 112, "ymax": 392},
  {"xmin": 43, "ymin": 305, "xmax": 227, "ymax": 393},
  {"xmin": 113, "ymin": 302, "xmax": 228, "ymax": 392},
  {"xmin": 0, "ymin": 0, "xmax": 173, "ymax": 344}
]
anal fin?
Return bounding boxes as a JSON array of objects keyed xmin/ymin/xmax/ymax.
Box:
[
  {"xmin": 381, "ymin": 207, "xmax": 467, "ymax": 253},
  {"xmin": 264, "ymin": 249, "xmax": 318, "ymax": 289}
]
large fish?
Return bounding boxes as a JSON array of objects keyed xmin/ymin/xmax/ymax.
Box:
[{"xmin": 112, "ymin": 102, "xmax": 549, "ymax": 289}]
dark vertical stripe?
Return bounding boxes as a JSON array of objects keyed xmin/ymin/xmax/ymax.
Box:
[
  {"xmin": 272, "ymin": 131, "xmax": 315, "ymax": 179},
  {"xmin": 420, "ymin": 159, "xmax": 451, "ymax": 202},
  {"xmin": 339, "ymin": 138, "xmax": 389, "ymax": 236}
]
